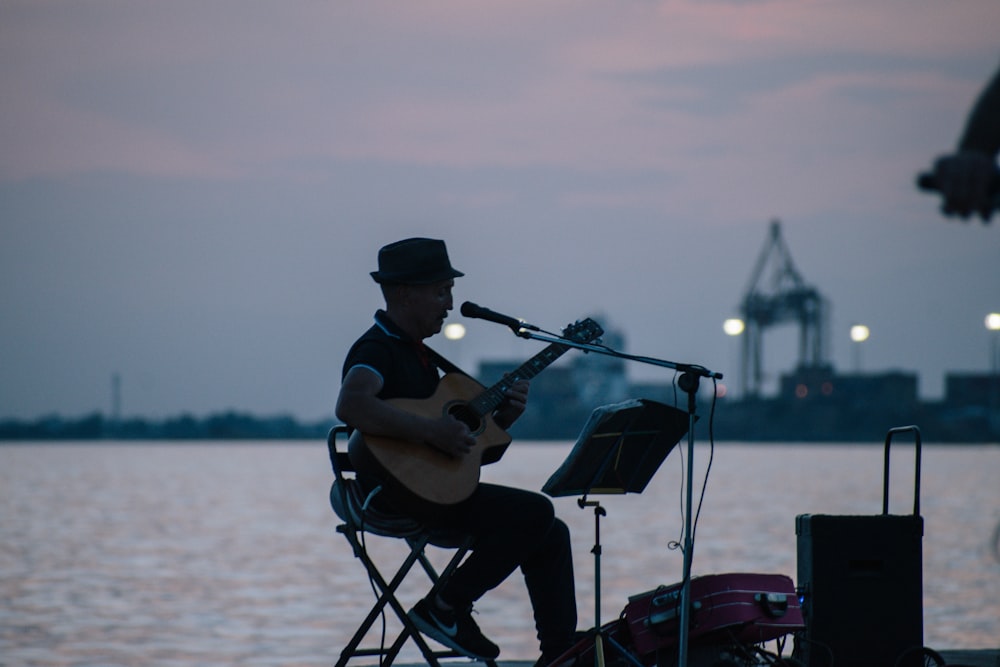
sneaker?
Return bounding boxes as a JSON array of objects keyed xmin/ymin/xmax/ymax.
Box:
[{"xmin": 408, "ymin": 597, "xmax": 500, "ymax": 660}]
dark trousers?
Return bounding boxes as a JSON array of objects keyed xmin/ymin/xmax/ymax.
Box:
[{"xmin": 381, "ymin": 480, "xmax": 578, "ymax": 657}]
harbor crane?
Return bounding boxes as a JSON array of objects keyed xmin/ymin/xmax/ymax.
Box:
[{"xmin": 738, "ymin": 220, "xmax": 829, "ymax": 398}]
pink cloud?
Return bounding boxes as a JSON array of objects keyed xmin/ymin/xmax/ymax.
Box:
[{"xmin": 1, "ymin": 0, "xmax": 996, "ymax": 184}]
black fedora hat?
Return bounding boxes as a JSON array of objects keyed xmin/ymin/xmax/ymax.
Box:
[{"xmin": 370, "ymin": 237, "xmax": 464, "ymax": 285}]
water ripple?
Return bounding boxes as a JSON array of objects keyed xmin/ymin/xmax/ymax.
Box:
[{"xmin": 1, "ymin": 442, "xmax": 997, "ymax": 665}]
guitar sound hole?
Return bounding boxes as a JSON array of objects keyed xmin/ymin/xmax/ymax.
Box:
[{"xmin": 447, "ymin": 403, "xmax": 482, "ymax": 434}]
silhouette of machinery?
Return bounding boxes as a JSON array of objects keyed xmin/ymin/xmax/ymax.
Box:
[{"xmin": 738, "ymin": 220, "xmax": 830, "ymax": 398}]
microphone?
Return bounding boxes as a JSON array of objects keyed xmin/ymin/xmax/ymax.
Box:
[{"xmin": 460, "ymin": 301, "xmax": 539, "ymax": 333}]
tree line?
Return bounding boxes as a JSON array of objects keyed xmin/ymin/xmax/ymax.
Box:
[{"xmin": 0, "ymin": 411, "xmax": 337, "ymax": 441}]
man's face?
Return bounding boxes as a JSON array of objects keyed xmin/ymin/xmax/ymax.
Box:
[{"xmin": 403, "ymin": 279, "xmax": 455, "ymax": 339}]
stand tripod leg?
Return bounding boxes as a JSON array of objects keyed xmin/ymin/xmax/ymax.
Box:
[
  {"xmin": 577, "ymin": 500, "xmax": 647, "ymax": 667},
  {"xmin": 581, "ymin": 500, "xmax": 607, "ymax": 667},
  {"xmin": 603, "ymin": 632, "xmax": 646, "ymax": 667}
]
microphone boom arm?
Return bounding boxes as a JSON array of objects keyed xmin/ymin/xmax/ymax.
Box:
[{"xmin": 516, "ymin": 329, "xmax": 723, "ymax": 380}]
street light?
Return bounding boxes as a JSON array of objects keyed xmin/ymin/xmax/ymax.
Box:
[
  {"xmin": 443, "ymin": 322, "xmax": 467, "ymax": 371},
  {"xmin": 723, "ymin": 318, "xmax": 745, "ymax": 336},
  {"xmin": 443, "ymin": 322, "xmax": 466, "ymax": 341},
  {"xmin": 850, "ymin": 324, "xmax": 870, "ymax": 373},
  {"xmin": 988, "ymin": 313, "xmax": 1000, "ymax": 434},
  {"xmin": 986, "ymin": 313, "xmax": 1000, "ymax": 374},
  {"xmin": 723, "ymin": 318, "xmax": 745, "ymax": 398}
]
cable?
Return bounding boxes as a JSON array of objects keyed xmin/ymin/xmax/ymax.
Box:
[
  {"xmin": 689, "ymin": 378, "xmax": 718, "ymax": 548},
  {"xmin": 667, "ymin": 376, "xmax": 718, "ymax": 558},
  {"xmin": 668, "ymin": 373, "xmax": 685, "ymax": 554}
]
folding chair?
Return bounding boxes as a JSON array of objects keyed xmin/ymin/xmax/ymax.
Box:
[{"xmin": 327, "ymin": 425, "xmax": 498, "ymax": 667}]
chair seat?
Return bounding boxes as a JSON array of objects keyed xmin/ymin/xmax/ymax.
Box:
[
  {"xmin": 331, "ymin": 479, "xmax": 423, "ymax": 537},
  {"xmin": 330, "ymin": 479, "xmax": 468, "ymax": 547}
]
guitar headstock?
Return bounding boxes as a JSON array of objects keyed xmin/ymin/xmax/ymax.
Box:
[{"xmin": 562, "ymin": 317, "xmax": 604, "ymax": 344}]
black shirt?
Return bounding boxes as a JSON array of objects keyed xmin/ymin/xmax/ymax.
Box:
[{"xmin": 341, "ymin": 310, "xmax": 441, "ymax": 402}]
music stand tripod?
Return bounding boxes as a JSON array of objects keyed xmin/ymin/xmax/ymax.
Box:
[{"xmin": 543, "ymin": 398, "xmax": 690, "ymax": 667}]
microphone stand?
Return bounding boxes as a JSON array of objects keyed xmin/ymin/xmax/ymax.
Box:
[{"xmin": 509, "ymin": 327, "xmax": 721, "ymax": 667}]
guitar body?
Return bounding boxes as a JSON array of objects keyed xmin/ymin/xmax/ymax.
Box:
[{"xmin": 347, "ymin": 372, "xmax": 512, "ymax": 506}]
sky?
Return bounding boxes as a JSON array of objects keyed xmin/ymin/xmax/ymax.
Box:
[{"xmin": 1, "ymin": 0, "xmax": 998, "ymax": 422}]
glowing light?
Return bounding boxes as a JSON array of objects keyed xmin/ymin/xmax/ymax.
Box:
[
  {"xmin": 723, "ymin": 318, "xmax": 745, "ymax": 336},
  {"xmin": 989, "ymin": 313, "xmax": 1000, "ymax": 376},
  {"xmin": 443, "ymin": 323, "xmax": 466, "ymax": 340},
  {"xmin": 850, "ymin": 324, "xmax": 870, "ymax": 343}
]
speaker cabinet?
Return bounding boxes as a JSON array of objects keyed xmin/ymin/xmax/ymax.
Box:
[{"xmin": 796, "ymin": 513, "xmax": 924, "ymax": 667}]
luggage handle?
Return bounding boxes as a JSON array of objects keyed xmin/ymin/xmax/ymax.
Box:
[
  {"xmin": 882, "ymin": 425, "xmax": 921, "ymax": 517},
  {"xmin": 647, "ymin": 589, "xmax": 701, "ymax": 627},
  {"xmin": 754, "ymin": 592, "xmax": 789, "ymax": 618},
  {"xmin": 647, "ymin": 601, "xmax": 702, "ymax": 627}
]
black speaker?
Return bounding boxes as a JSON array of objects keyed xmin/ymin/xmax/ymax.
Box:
[{"xmin": 796, "ymin": 513, "xmax": 924, "ymax": 667}]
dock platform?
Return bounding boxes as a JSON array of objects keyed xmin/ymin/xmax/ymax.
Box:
[
  {"xmin": 380, "ymin": 650, "xmax": 1000, "ymax": 667},
  {"xmin": 938, "ymin": 649, "xmax": 1000, "ymax": 667}
]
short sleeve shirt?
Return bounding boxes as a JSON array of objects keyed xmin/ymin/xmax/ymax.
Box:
[{"xmin": 341, "ymin": 310, "xmax": 442, "ymax": 401}]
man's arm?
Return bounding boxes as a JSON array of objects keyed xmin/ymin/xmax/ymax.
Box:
[{"xmin": 335, "ymin": 366, "xmax": 476, "ymax": 456}]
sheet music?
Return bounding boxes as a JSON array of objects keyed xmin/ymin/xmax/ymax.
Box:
[{"xmin": 542, "ymin": 398, "xmax": 688, "ymax": 498}]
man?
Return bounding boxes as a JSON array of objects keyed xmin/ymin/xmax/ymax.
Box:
[
  {"xmin": 335, "ymin": 238, "xmax": 578, "ymax": 665},
  {"xmin": 926, "ymin": 63, "xmax": 1000, "ymax": 223}
]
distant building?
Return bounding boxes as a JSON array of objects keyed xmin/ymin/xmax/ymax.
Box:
[
  {"xmin": 945, "ymin": 372, "xmax": 1000, "ymax": 409},
  {"xmin": 627, "ymin": 382, "xmax": 678, "ymax": 406},
  {"xmin": 779, "ymin": 366, "xmax": 919, "ymax": 412},
  {"xmin": 571, "ymin": 322, "xmax": 628, "ymax": 407},
  {"xmin": 469, "ymin": 319, "xmax": 998, "ymax": 442}
]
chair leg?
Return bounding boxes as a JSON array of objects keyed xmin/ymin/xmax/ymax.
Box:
[
  {"xmin": 404, "ymin": 537, "xmax": 503, "ymax": 667},
  {"xmin": 413, "ymin": 535, "xmax": 473, "ymax": 596},
  {"xmin": 336, "ymin": 530, "xmax": 428, "ymax": 666},
  {"xmin": 336, "ymin": 528, "xmax": 475, "ymax": 667}
]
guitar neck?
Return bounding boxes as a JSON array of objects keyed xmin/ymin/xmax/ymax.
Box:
[{"xmin": 466, "ymin": 341, "xmax": 571, "ymax": 418}]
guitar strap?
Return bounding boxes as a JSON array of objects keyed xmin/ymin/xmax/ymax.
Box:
[{"xmin": 424, "ymin": 344, "xmax": 469, "ymax": 377}]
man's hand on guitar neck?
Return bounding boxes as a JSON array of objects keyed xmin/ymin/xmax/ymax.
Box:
[{"xmin": 492, "ymin": 378, "xmax": 530, "ymax": 430}]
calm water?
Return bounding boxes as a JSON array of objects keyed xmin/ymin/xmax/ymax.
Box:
[{"xmin": 1, "ymin": 441, "xmax": 998, "ymax": 666}]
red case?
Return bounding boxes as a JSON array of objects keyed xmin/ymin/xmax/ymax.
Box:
[{"xmin": 624, "ymin": 573, "xmax": 804, "ymax": 657}]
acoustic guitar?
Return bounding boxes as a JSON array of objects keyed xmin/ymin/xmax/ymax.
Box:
[{"xmin": 347, "ymin": 317, "xmax": 604, "ymax": 506}]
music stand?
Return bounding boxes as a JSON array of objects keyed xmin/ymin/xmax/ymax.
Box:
[{"xmin": 543, "ymin": 398, "xmax": 690, "ymax": 667}]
